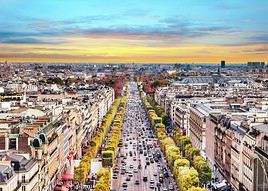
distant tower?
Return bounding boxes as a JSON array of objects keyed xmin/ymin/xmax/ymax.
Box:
[
  {"xmin": 218, "ymin": 64, "xmax": 221, "ymax": 75},
  {"xmin": 5, "ymin": 60, "xmax": 7, "ymax": 65},
  {"xmin": 221, "ymin": 60, "xmax": 225, "ymax": 68}
]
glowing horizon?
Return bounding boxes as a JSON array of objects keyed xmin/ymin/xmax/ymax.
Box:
[{"xmin": 0, "ymin": 0, "xmax": 268, "ymax": 63}]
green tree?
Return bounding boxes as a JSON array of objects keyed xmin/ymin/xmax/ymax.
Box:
[
  {"xmin": 166, "ymin": 146, "xmax": 181, "ymax": 168},
  {"xmin": 185, "ymin": 144, "xmax": 201, "ymax": 162},
  {"xmin": 193, "ymin": 156, "xmax": 212, "ymax": 185},
  {"xmin": 177, "ymin": 167, "xmax": 199, "ymax": 191},
  {"xmin": 187, "ymin": 187, "xmax": 206, "ymax": 191},
  {"xmin": 161, "ymin": 113, "xmax": 170, "ymax": 126},
  {"xmin": 179, "ymin": 136, "xmax": 192, "ymax": 155},
  {"xmin": 173, "ymin": 159, "xmax": 190, "ymax": 176}
]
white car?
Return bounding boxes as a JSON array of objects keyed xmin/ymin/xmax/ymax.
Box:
[{"xmin": 128, "ymin": 171, "xmax": 133, "ymax": 177}]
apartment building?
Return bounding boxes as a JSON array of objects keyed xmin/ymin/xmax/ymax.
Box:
[
  {"xmin": 189, "ymin": 104, "xmax": 212, "ymax": 159},
  {"xmin": 0, "ymin": 164, "xmax": 18, "ymax": 191},
  {"xmin": 174, "ymin": 103, "xmax": 190, "ymax": 135},
  {"xmin": 0, "ymin": 84, "xmax": 115, "ymax": 191},
  {"xmin": 254, "ymin": 135, "xmax": 268, "ymax": 191},
  {"xmin": 213, "ymin": 114, "xmax": 268, "ymax": 191},
  {"xmin": 0, "ymin": 152, "xmax": 39, "ymax": 191},
  {"xmin": 154, "ymin": 77, "xmax": 268, "ymax": 191}
]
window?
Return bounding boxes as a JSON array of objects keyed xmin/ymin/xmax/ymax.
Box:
[
  {"xmin": 9, "ymin": 138, "xmax": 17, "ymax": 149},
  {"xmin": 22, "ymin": 175, "xmax": 25, "ymax": 183}
]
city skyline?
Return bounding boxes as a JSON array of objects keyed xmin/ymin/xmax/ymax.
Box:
[{"xmin": 0, "ymin": 0, "xmax": 268, "ymax": 63}]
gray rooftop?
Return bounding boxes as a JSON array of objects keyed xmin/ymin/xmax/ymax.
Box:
[
  {"xmin": 0, "ymin": 164, "xmax": 14, "ymax": 184},
  {"xmin": 181, "ymin": 76, "xmax": 254, "ymax": 84},
  {"xmin": 253, "ymin": 124, "xmax": 268, "ymax": 133}
]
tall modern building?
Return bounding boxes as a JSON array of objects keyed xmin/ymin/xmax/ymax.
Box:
[{"xmin": 221, "ymin": 60, "xmax": 226, "ymax": 68}]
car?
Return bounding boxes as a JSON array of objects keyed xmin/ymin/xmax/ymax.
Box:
[
  {"xmin": 123, "ymin": 188, "xmax": 128, "ymax": 191},
  {"xmin": 143, "ymin": 176, "xmax": 148, "ymax": 182},
  {"xmin": 129, "ymin": 164, "xmax": 134, "ymax": 169},
  {"xmin": 113, "ymin": 167, "xmax": 119, "ymax": 173},
  {"xmin": 164, "ymin": 171, "xmax": 169, "ymax": 177},
  {"xmin": 146, "ymin": 161, "xmax": 150, "ymax": 165},
  {"xmin": 134, "ymin": 168, "xmax": 138, "ymax": 173},
  {"xmin": 135, "ymin": 180, "xmax": 140, "ymax": 185},
  {"xmin": 150, "ymin": 183, "xmax": 155, "ymax": 189},
  {"xmin": 168, "ymin": 184, "xmax": 174, "ymax": 191},
  {"xmin": 112, "ymin": 173, "xmax": 118, "ymax": 179},
  {"xmin": 153, "ymin": 172, "xmax": 157, "ymax": 176},
  {"xmin": 128, "ymin": 172, "xmax": 133, "ymax": 177},
  {"xmin": 159, "ymin": 177, "xmax": 163, "ymax": 183},
  {"xmin": 150, "ymin": 158, "xmax": 154, "ymax": 163},
  {"xmin": 133, "ymin": 157, "xmax": 137, "ymax": 161},
  {"xmin": 121, "ymin": 170, "xmax": 126, "ymax": 175},
  {"xmin": 144, "ymin": 152, "xmax": 148, "ymax": 156},
  {"xmin": 126, "ymin": 176, "xmax": 131, "ymax": 181},
  {"xmin": 150, "ymin": 179, "xmax": 155, "ymax": 184},
  {"xmin": 122, "ymin": 182, "xmax": 128, "ymax": 187}
]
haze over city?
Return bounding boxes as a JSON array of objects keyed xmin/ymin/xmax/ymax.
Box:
[{"xmin": 0, "ymin": 0, "xmax": 268, "ymax": 63}]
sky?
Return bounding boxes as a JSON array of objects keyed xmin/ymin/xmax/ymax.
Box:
[{"xmin": 0, "ymin": 0, "xmax": 268, "ymax": 63}]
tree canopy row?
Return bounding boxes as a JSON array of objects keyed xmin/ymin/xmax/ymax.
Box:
[
  {"xmin": 138, "ymin": 82, "xmax": 211, "ymax": 191},
  {"xmin": 74, "ymin": 98, "xmax": 121, "ymax": 183}
]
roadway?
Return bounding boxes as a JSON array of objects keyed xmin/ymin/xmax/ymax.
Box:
[{"xmin": 111, "ymin": 81, "xmax": 177, "ymax": 191}]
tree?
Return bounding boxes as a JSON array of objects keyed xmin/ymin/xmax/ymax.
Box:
[
  {"xmin": 173, "ymin": 129, "xmax": 182, "ymax": 140},
  {"xmin": 177, "ymin": 167, "xmax": 199, "ymax": 191},
  {"xmin": 102, "ymin": 150, "xmax": 114, "ymax": 167},
  {"xmin": 185, "ymin": 144, "xmax": 200, "ymax": 162},
  {"xmin": 193, "ymin": 156, "xmax": 211, "ymax": 185},
  {"xmin": 160, "ymin": 138, "xmax": 175, "ymax": 152},
  {"xmin": 166, "ymin": 146, "xmax": 181, "ymax": 168},
  {"xmin": 155, "ymin": 123, "xmax": 165, "ymax": 129},
  {"xmin": 152, "ymin": 117, "xmax": 162, "ymax": 126},
  {"xmin": 74, "ymin": 166, "xmax": 87, "ymax": 183},
  {"xmin": 179, "ymin": 136, "xmax": 192, "ymax": 155},
  {"xmin": 95, "ymin": 168, "xmax": 110, "ymax": 191},
  {"xmin": 187, "ymin": 187, "xmax": 206, "ymax": 191},
  {"xmin": 174, "ymin": 159, "xmax": 190, "ymax": 168},
  {"xmin": 94, "ymin": 183, "xmax": 107, "ymax": 191},
  {"xmin": 173, "ymin": 159, "xmax": 190, "ymax": 176},
  {"xmin": 161, "ymin": 113, "xmax": 170, "ymax": 126}
]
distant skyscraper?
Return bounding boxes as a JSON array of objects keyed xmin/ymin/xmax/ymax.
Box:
[
  {"xmin": 247, "ymin": 62, "xmax": 265, "ymax": 68},
  {"xmin": 221, "ymin": 60, "xmax": 225, "ymax": 68}
]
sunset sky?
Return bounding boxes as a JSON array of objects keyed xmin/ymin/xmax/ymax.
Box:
[{"xmin": 0, "ymin": 0, "xmax": 268, "ymax": 63}]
